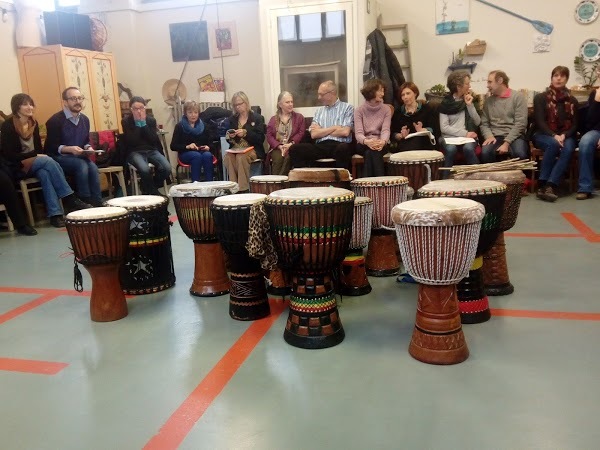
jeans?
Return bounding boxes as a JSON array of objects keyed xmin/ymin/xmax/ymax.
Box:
[
  {"xmin": 179, "ymin": 150, "xmax": 213, "ymax": 182},
  {"xmin": 54, "ymin": 155, "xmax": 102, "ymax": 203},
  {"xmin": 127, "ymin": 149, "xmax": 171, "ymax": 195},
  {"xmin": 578, "ymin": 130, "xmax": 600, "ymax": 193},
  {"xmin": 481, "ymin": 137, "xmax": 529, "ymax": 163},
  {"xmin": 532, "ymin": 133, "xmax": 576, "ymax": 186},
  {"xmin": 28, "ymin": 156, "xmax": 73, "ymax": 217},
  {"xmin": 441, "ymin": 139, "xmax": 479, "ymax": 169}
]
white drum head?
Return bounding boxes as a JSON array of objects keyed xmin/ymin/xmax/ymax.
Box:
[
  {"xmin": 212, "ymin": 193, "xmax": 266, "ymax": 206},
  {"xmin": 389, "ymin": 150, "xmax": 444, "ymax": 162},
  {"xmin": 169, "ymin": 181, "xmax": 239, "ymax": 197},
  {"xmin": 67, "ymin": 206, "xmax": 128, "ymax": 220},
  {"xmin": 250, "ymin": 175, "xmax": 288, "ymax": 182},
  {"xmin": 391, "ymin": 197, "xmax": 485, "ymax": 226},
  {"xmin": 268, "ymin": 187, "xmax": 352, "ymax": 200},
  {"xmin": 419, "ymin": 179, "xmax": 506, "ymax": 194},
  {"xmin": 352, "ymin": 176, "xmax": 408, "ymax": 185},
  {"xmin": 106, "ymin": 195, "xmax": 165, "ymax": 208}
]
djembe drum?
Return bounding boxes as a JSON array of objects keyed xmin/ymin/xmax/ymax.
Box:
[
  {"xmin": 288, "ymin": 167, "xmax": 351, "ymax": 189},
  {"xmin": 458, "ymin": 170, "xmax": 526, "ymax": 296},
  {"xmin": 65, "ymin": 207, "xmax": 130, "ymax": 322},
  {"xmin": 169, "ymin": 181, "xmax": 238, "ymax": 296},
  {"xmin": 351, "ymin": 176, "xmax": 408, "ymax": 276},
  {"xmin": 265, "ymin": 187, "xmax": 354, "ymax": 349},
  {"xmin": 386, "ymin": 150, "xmax": 444, "ymax": 191},
  {"xmin": 418, "ymin": 180, "xmax": 507, "ymax": 324},
  {"xmin": 340, "ymin": 196, "xmax": 374, "ymax": 296},
  {"xmin": 105, "ymin": 195, "xmax": 175, "ymax": 295},
  {"xmin": 211, "ymin": 193, "xmax": 271, "ymax": 321},
  {"xmin": 250, "ymin": 175, "xmax": 291, "ymax": 296},
  {"xmin": 392, "ymin": 198, "xmax": 484, "ymax": 364}
]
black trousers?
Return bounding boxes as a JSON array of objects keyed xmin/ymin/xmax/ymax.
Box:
[
  {"xmin": 289, "ymin": 140, "xmax": 354, "ymax": 170},
  {"xmin": 0, "ymin": 168, "xmax": 27, "ymax": 229},
  {"xmin": 356, "ymin": 143, "xmax": 385, "ymax": 177}
]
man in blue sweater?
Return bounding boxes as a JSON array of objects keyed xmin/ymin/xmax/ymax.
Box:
[{"xmin": 44, "ymin": 87, "xmax": 102, "ymax": 206}]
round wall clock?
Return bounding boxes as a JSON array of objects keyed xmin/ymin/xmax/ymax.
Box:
[
  {"xmin": 580, "ymin": 38, "xmax": 600, "ymax": 62},
  {"xmin": 575, "ymin": 1, "xmax": 599, "ymax": 24}
]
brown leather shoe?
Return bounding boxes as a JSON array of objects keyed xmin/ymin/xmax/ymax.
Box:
[{"xmin": 576, "ymin": 192, "xmax": 592, "ymax": 200}]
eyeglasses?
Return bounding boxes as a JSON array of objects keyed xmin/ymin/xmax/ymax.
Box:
[
  {"xmin": 317, "ymin": 90, "xmax": 334, "ymax": 97},
  {"xmin": 233, "ymin": 102, "xmax": 245, "ymax": 107},
  {"xmin": 131, "ymin": 106, "xmax": 146, "ymax": 111},
  {"xmin": 66, "ymin": 96, "xmax": 85, "ymax": 102}
]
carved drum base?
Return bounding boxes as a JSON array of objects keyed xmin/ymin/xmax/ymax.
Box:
[
  {"xmin": 366, "ymin": 230, "xmax": 400, "ymax": 277},
  {"xmin": 483, "ymin": 233, "xmax": 514, "ymax": 296},
  {"xmin": 340, "ymin": 251, "xmax": 372, "ymax": 296},
  {"xmin": 87, "ymin": 264, "xmax": 129, "ymax": 322},
  {"xmin": 229, "ymin": 271, "xmax": 270, "ymax": 321},
  {"xmin": 190, "ymin": 241, "xmax": 230, "ymax": 297}
]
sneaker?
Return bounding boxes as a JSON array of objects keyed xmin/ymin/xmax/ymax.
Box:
[
  {"xmin": 50, "ymin": 215, "xmax": 66, "ymax": 228},
  {"xmin": 540, "ymin": 186, "xmax": 558, "ymax": 202},
  {"xmin": 16, "ymin": 224, "xmax": 38, "ymax": 236},
  {"xmin": 576, "ymin": 192, "xmax": 592, "ymax": 200},
  {"xmin": 536, "ymin": 187, "xmax": 546, "ymax": 200},
  {"xmin": 63, "ymin": 195, "xmax": 93, "ymax": 213}
]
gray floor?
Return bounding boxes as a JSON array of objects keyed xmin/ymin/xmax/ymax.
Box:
[{"xmin": 0, "ymin": 194, "xmax": 599, "ymax": 450}]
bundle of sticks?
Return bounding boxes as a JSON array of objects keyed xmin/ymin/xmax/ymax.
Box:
[{"xmin": 440, "ymin": 158, "xmax": 537, "ymax": 175}]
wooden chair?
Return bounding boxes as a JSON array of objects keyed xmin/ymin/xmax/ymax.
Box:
[
  {"xmin": 17, "ymin": 178, "xmax": 44, "ymax": 226},
  {"xmin": 0, "ymin": 204, "xmax": 14, "ymax": 231},
  {"xmin": 128, "ymin": 164, "xmax": 169, "ymax": 196},
  {"xmin": 529, "ymin": 144, "xmax": 578, "ymax": 194},
  {"xmin": 98, "ymin": 166, "xmax": 128, "ymax": 199}
]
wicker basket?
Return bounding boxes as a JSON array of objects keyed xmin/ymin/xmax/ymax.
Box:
[{"xmin": 465, "ymin": 40, "xmax": 487, "ymax": 56}]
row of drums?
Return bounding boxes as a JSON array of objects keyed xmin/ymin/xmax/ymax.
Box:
[{"xmin": 64, "ymin": 150, "xmax": 526, "ymax": 365}]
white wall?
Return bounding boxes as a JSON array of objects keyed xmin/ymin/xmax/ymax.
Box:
[
  {"xmin": 0, "ymin": 1, "xmax": 21, "ymax": 113},
  {"xmin": 378, "ymin": 0, "xmax": 599, "ymax": 97}
]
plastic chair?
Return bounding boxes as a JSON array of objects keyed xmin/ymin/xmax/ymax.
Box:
[{"xmin": 176, "ymin": 154, "xmax": 218, "ymax": 183}]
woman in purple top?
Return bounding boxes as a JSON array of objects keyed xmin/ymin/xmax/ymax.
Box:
[
  {"xmin": 266, "ymin": 91, "xmax": 305, "ymax": 175},
  {"xmin": 354, "ymin": 78, "xmax": 392, "ymax": 176}
]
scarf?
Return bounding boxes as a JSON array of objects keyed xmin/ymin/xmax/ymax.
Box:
[
  {"xmin": 545, "ymin": 86, "xmax": 574, "ymax": 133},
  {"xmin": 180, "ymin": 116, "xmax": 205, "ymax": 136},
  {"xmin": 437, "ymin": 95, "xmax": 477, "ymax": 132},
  {"xmin": 12, "ymin": 115, "xmax": 36, "ymax": 140}
]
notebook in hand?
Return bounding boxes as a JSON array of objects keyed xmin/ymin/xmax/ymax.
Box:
[{"xmin": 226, "ymin": 146, "xmax": 254, "ymax": 154}]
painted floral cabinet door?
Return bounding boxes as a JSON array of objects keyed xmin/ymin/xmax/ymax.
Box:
[
  {"xmin": 64, "ymin": 49, "xmax": 96, "ymax": 131},
  {"xmin": 90, "ymin": 54, "xmax": 120, "ymax": 132}
]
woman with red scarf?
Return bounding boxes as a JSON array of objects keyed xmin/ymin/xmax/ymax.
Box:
[{"xmin": 532, "ymin": 66, "xmax": 578, "ymax": 202}]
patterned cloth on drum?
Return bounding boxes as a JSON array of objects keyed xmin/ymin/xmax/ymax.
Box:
[
  {"xmin": 65, "ymin": 207, "xmax": 130, "ymax": 322},
  {"xmin": 169, "ymin": 181, "xmax": 238, "ymax": 297},
  {"xmin": 249, "ymin": 175, "xmax": 291, "ymax": 296},
  {"xmin": 418, "ymin": 180, "xmax": 507, "ymax": 324},
  {"xmin": 105, "ymin": 195, "xmax": 175, "ymax": 295},
  {"xmin": 392, "ymin": 198, "xmax": 484, "ymax": 364},
  {"xmin": 457, "ymin": 170, "xmax": 526, "ymax": 296},
  {"xmin": 340, "ymin": 196, "xmax": 374, "ymax": 296},
  {"xmin": 265, "ymin": 187, "xmax": 354, "ymax": 349},
  {"xmin": 288, "ymin": 168, "xmax": 352, "ymax": 189},
  {"xmin": 351, "ymin": 176, "xmax": 408, "ymax": 277},
  {"xmin": 386, "ymin": 150, "xmax": 444, "ymax": 192},
  {"xmin": 211, "ymin": 194, "xmax": 271, "ymax": 321}
]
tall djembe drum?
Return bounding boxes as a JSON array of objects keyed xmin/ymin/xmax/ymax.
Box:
[
  {"xmin": 211, "ymin": 193, "xmax": 271, "ymax": 321},
  {"xmin": 169, "ymin": 181, "xmax": 238, "ymax": 296},
  {"xmin": 418, "ymin": 180, "xmax": 506, "ymax": 324},
  {"xmin": 351, "ymin": 176, "xmax": 408, "ymax": 276},
  {"xmin": 288, "ymin": 168, "xmax": 352, "ymax": 189},
  {"xmin": 249, "ymin": 175, "xmax": 291, "ymax": 296},
  {"xmin": 392, "ymin": 198, "xmax": 484, "ymax": 364},
  {"xmin": 105, "ymin": 195, "xmax": 175, "ymax": 294},
  {"xmin": 457, "ymin": 170, "xmax": 526, "ymax": 295},
  {"xmin": 65, "ymin": 207, "xmax": 130, "ymax": 322},
  {"xmin": 340, "ymin": 196, "xmax": 374, "ymax": 296},
  {"xmin": 265, "ymin": 187, "xmax": 354, "ymax": 349},
  {"xmin": 386, "ymin": 150, "xmax": 444, "ymax": 191}
]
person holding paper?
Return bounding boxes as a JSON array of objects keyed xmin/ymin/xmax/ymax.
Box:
[
  {"xmin": 354, "ymin": 78, "xmax": 392, "ymax": 176},
  {"xmin": 44, "ymin": 87, "xmax": 103, "ymax": 206},
  {"xmin": 391, "ymin": 82, "xmax": 435, "ymax": 151},
  {"xmin": 439, "ymin": 71, "xmax": 481, "ymax": 171},
  {"xmin": 224, "ymin": 91, "xmax": 265, "ymax": 192}
]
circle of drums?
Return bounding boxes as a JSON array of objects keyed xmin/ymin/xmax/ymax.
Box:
[{"xmin": 64, "ymin": 150, "xmax": 527, "ymax": 365}]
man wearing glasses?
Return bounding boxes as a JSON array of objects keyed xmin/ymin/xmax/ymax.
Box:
[
  {"xmin": 289, "ymin": 80, "xmax": 354, "ymax": 169},
  {"xmin": 44, "ymin": 87, "xmax": 102, "ymax": 206}
]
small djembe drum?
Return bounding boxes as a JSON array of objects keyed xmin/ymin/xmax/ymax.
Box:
[
  {"xmin": 169, "ymin": 181, "xmax": 238, "ymax": 296},
  {"xmin": 65, "ymin": 207, "xmax": 130, "ymax": 322},
  {"xmin": 418, "ymin": 180, "xmax": 507, "ymax": 324},
  {"xmin": 386, "ymin": 150, "xmax": 444, "ymax": 191},
  {"xmin": 392, "ymin": 198, "xmax": 484, "ymax": 364},
  {"xmin": 457, "ymin": 170, "xmax": 526, "ymax": 296},
  {"xmin": 351, "ymin": 176, "xmax": 408, "ymax": 276},
  {"xmin": 249, "ymin": 175, "xmax": 291, "ymax": 296},
  {"xmin": 288, "ymin": 167, "xmax": 352, "ymax": 189},
  {"xmin": 340, "ymin": 196, "xmax": 374, "ymax": 296},
  {"xmin": 105, "ymin": 195, "xmax": 175, "ymax": 295},
  {"xmin": 265, "ymin": 187, "xmax": 354, "ymax": 349},
  {"xmin": 211, "ymin": 193, "xmax": 271, "ymax": 321}
]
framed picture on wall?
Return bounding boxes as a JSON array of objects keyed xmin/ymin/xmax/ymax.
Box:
[
  {"xmin": 436, "ymin": 0, "xmax": 470, "ymax": 35},
  {"xmin": 169, "ymin": 21, "xmax": 210, "ymax": 62},
  {"xmin": 208, "ymin": 21, "xmax": 239, "ymax": 58}
]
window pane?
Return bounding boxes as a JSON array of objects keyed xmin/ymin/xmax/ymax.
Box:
[
  {"xmin": 277, "ymin": 16, "xmax": 297, "ymax": 41},
  {"xmin": 298, "ymin": 13, "xmax": 321, "ymax": 42},
  {"xmin": 325, "ymin": 11, "xmax": 344, "ymax": 38}
]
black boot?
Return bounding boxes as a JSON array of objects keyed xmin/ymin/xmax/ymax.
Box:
[{"xmin": 63, "ymin": 194, "xmax": 93, "ymax": 213}]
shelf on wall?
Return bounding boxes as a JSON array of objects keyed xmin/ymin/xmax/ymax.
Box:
[{"xmin": 448, "ymin": 62, "xmax": 477, "ymax": 73}]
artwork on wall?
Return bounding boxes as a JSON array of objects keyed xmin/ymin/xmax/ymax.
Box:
[
  {"xmin": 208, "ymin": 21, "xmax": 239, "ymax": 58},
  {"xmin": 169, "ymin": 21, "xmax": 210, "ymax": 62},
  {"xmin": 436, "ymin": 0, "xmax": 469, "ymax": 35},
  {"xmin": 533, "ymin": 35, "xmax": 551, "ymax": 53}
]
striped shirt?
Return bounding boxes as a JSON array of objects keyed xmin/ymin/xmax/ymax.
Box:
[{"xmin": 312, "ymin": 99, "xmax": 354, "ymax": 144}]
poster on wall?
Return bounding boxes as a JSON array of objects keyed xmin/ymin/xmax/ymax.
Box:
[
  {"xmin": 208, "ymin": 21, "xmax": 239, "ymax": 58},
  {"xmin": 169, "ymin": 21, "xmax": 210, "ymax": 62},
  {"xmin": 436, "ymin": 0, "xmax": 470, "ymax": 35}
]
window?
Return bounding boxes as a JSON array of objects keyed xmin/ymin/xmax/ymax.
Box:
[{"xmin": 277, "ymin": 12, "xmax": 346, "ymax": 42}]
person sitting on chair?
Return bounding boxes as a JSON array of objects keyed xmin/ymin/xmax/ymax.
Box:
[
  {"xmin": 266, "ymin": 91, "xmax": 305, "ymax": 176},
  {"xmin": 171, "ymin": 100, "xmax": 215, "ymax": 182},
  {"xmin": 391, "ymin": 82, "xmax": 436, "ymax": 152},
  {"xmin": 44, "ymin": 87, "xmax": 103, "ymax": 206},
  {"xmin": 1, "ymin": 93, "xmax": 91, "ymax": 227},
  {"xmin": 121, "ymin": 96, "xmax": 172, "ymax": 196},
  {"xmin": 480, "ymin": 70, "xmax": 529, "ymax": 163},
  {"xmin": 0, "ymin": 155, "xmax": 37, "ymax": 235},
  {"xmin": 576, "ymin": 77, "xmax": 600, "ymax": 200},
  {"xmin": 223, "ymin": 91, "xmax": 265, "ymax": 192},
  {"xmin": 289, "ymin": 81, "xmax": 354, "ymax": 170}
]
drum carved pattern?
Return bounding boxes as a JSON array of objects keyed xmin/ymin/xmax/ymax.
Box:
[
  {"xmin": 411, "ymin": 328, "xmax": 466, "ymax": 350},
  {"xmin": 483, "ymin": 233, "xmax": 509, "ymax": 287}
]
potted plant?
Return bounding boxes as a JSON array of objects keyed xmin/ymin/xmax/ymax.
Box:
[
  {"xmin": 573, "ymin": 56, "xmax": 599, "ymax": 95},
  {"xmin": 455, "ymin": 48, "xmax": 465, "ymax": 65},
  {"xmin": 425, "ymin": 84, "xmax": 449, "ymax": 105}
]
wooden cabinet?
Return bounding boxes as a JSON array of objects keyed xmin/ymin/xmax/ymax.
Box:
[{"xmin": 17, "ymin": 45, "xmax": 122, "ymax": 132}]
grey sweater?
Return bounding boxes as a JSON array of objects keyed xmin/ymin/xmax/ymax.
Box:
[{"xmin": 480, "ymin": 90, "xmax": 528, "ymax": 144}]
